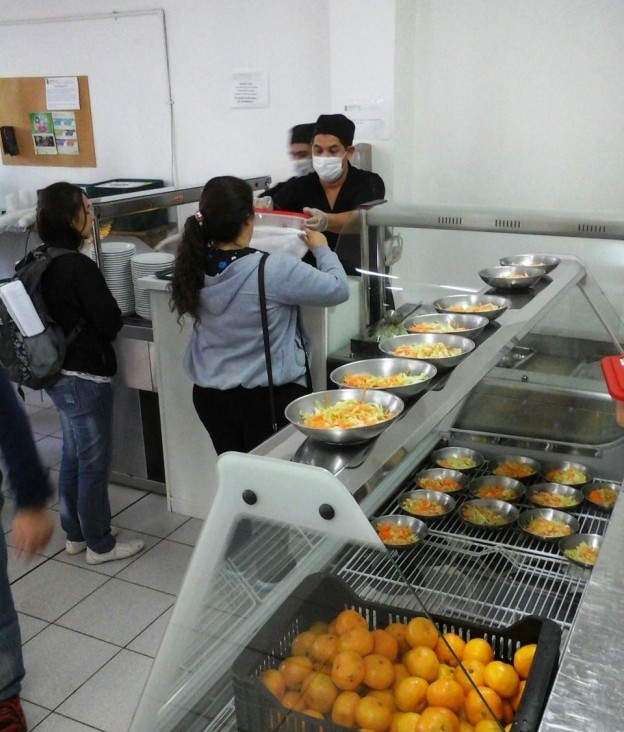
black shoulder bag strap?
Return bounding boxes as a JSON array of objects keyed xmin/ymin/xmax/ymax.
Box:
[
  {"xmin": 296, "ymin": 308, "xmax": 312, "ymax": 390},
  {"xmin": 258, "ymin": 253, "xmax": 278, "ymax": 433}
]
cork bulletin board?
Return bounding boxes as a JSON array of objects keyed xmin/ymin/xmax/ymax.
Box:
[{"xmin": 0, "ymin": 75, "xmax": 96, "ymax": 168}]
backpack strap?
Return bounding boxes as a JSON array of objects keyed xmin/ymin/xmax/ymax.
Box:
[{"xmin": 258, "ymin": 252, "xmax": 277, "ymax": 434}]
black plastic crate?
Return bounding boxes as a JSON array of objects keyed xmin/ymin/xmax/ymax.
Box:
[{"xmin": 232, "ymin": 573, "xmax": 560, "ymax": 732}]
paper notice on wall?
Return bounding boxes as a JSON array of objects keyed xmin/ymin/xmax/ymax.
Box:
[
  {"xmin": 53, "ymin": 111, "xmax": 79, "ymax": 155},
  {"xmin": 29, "ymin": 112, "xmax": 57, "ymax": 155},
  {"xmin": 230, "ymin": 71, "xmax": 269, "ymax": 108},
  {"xmin": 343, "ymin": 99, "xmax": 390, "ymax": 140},
  {"xmin": 45, "ymin": 76, "xmax": 80, "ymax": 110}
]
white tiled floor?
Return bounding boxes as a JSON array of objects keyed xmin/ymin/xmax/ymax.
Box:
[{"xmin": 2, "ymin": 388, "xmax": 204, "ymax": 732}]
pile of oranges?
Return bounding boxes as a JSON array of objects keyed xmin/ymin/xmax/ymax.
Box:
[{"xmin": 258, "ymin": 608, "xmax": 537, "ymax": 732}]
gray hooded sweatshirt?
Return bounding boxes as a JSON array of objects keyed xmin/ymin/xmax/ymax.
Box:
[{"xmin": 183, "ymin": 245, "xmax": 349, "ymax": 389}]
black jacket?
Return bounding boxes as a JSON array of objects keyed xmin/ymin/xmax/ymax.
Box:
[{"xmin": 41, "ymin": 246, "xmax": 123, "ymax": 376}]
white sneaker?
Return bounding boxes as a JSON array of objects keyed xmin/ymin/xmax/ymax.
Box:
[
  {"xmin": 66, "ymin": 526, "xmax": 119, "ymax": 555},
  {"xmin": 86, "ymin": 539, "xmax": 144, "ymax": 565}
]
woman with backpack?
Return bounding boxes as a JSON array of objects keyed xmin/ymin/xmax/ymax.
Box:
[{"xmin": 37, "ymin": 182, "xmax": 144, "ymax": 564}]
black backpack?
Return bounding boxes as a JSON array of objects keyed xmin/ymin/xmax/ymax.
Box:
[{"xmin": 0, "ymin": 246, "xmax": 82, "ymax": 391}]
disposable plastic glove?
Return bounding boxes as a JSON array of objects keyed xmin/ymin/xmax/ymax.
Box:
[{"xmin": 303, "ymin": 207, "xmax": 329, "ymax": 232}]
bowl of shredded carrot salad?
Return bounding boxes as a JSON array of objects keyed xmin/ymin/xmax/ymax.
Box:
[
  {"xmin": 414, "ymin": 468, "xmax": 468, "ymax": 493},
  {"xmin": 330, "ymin": 358, "xmax": 437, "ymax": 398},
  {"xmin": 526, "ymin": 483, "xmax": 583, "ymax": 511},
  {"xmin": 379, "ymin": 333, "xmax": 475, "ymax": 370},
  {"xmin": 399, "ymin": 490, "xmax": 456, "ymax": 521},
  {"xmin": 582, "ymin": 483, "xmax": 618, "ymax": 511},
  {"xmin": 541, "ymin": 461, "xmax": 591, "ymax": 486},
  {"xmin": 469, "ymin": 475, "xmax": 525, "ymax": 502},
  {"xmin": 371, "ymin": 515, "xmax": 428, "ymax": 550},
  {"xmin": 489, "ymin": 455, "xmax": 540, "ymax": 481},
  {"xmin": 518, "ymin": 508, "xmax": 580, "ymax": 541},
  {"xmin": 559, "ymin": 533, "xmax": 603, "ymax": 569},
  {"xmin": 460, "ymin": 499, "xmax": 519, "ymax": 529},
  {"xmin": 404, "ymin": 313, "xmax": 489, "ymax": 340},
  {"xmin": 285, "ymin": 389, "xmax": 404, "ymax": 444},
  {"xmin": 431, "ymin": 446, "xmax": 484, "ymax": 472},
  {"xmin": 433, "ymin": 294, "xmax": 510, "ymax": 321}
]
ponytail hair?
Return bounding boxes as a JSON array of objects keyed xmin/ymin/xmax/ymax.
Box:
[{"xmin": 170, "ymin": 176, "xmax": 254, "ymax": 322}]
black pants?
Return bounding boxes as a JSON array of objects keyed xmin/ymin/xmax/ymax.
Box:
[{"xmin": 192, "ymin": 381, "xmax": 310, "ymax": 455}]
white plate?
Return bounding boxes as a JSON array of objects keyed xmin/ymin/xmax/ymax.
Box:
[
  {"xmin": 131, "ymin": 252, "xmax": 174, "ymax": 265},
  {"xmin": 101, "ymin": 242, "xmax": 136, "ymax": 255}
]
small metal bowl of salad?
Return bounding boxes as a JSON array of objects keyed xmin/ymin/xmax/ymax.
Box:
[
  {"xmin": 431, "ymin": 446, "xmax": 485, "ymax": 472},
  {"xmin": 371, "ymin": 514, "xmax": 428, "ymax": 551},
  {"xmin": 460, "ymin": 498, "xmax": 519, "ymax": 530},
  {"xmin": 413, "ymin": 468, "xmax": 468, "ymax": 494},
  {"xmin": 403, "ymin": 313, "xmax": 489, "ymax": 341},
  {"xmin": 469, "ymin": 475, "xmax": 525, "ymax": 503},
  {"xmin": 379, "ymin": 333, "xmax": 476, "ymax": 370},
  {"xmin": 433, "ymin": 294, "xmax": 510, "ymax": 322},
  {"xmin": 526, "ymin": 482, "xmax": 584, "ymax": 512},
  {"xmin": 398, "ymin": 490, "xmax": 456, "ymax": 521},
  {"xmin": 518, "ymin": 508, "xmax": 580, "ymax": 542},
  {"xmin": 489, "ymin": 455, "xmax": 541, "ymax": 483},
  {"xmin": 540, "ymin": 460, "xmax": 592, "ymax": 487},
  {"xmin": 499, "ymin": 254, "xmax": 560, "ymax": 273},
  {"xmin": 559, "ymin": 533, "xmax": 603, "ymax": 569},
  {"xmin": 284, "ymin": 388, "xmax": 404, "ymax": 445},
  {"xmin": 583, "ymin": 482, "xmax": 619, "ymax": 512},
  {"xmin": 330, "ymin": 358, "xmax": 437, "ymax": 399}
]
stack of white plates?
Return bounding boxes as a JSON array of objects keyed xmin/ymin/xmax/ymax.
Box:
[
  {"xmin": 131, "ymin": 252, "xmax": 175, "ymax": 319},
  {"xmin": 100, "ymin": 241, "xmax": 136, "ymax": 316}
]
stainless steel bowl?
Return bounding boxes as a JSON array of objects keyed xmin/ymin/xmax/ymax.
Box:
[
  {"xmin": 399, "ymin": 489, "xmax": 456, "ymax": 521},
  {"xmin": 489, "ymin": 455, "xmax": 541, "ymax": 483},
  {"xmin": 526, "ymin": 482, "xmax": 584, "ymax": 512},
  {"xmin": 371, "ymin": 514, "xmax": 428, "ymax": 551},
  {"xmin": 404, "ymin": 313, "xmax": 489, "ymax": 341},
  {"xmin": 329, "ymin": 357, "xmax": 437, "ymax": 399},
  {"xmin": 378, "ymin": 333, "xmax": 475, "ymax": 370},
  {"xmin": 433, "ymin": 294, "xmax": 510, "ymax": 322},
  {"xmin": 499, "ymin": 254, "xmax": 560, "ymax": 273},
  {"xmin": 518, "ymin": 507, "xmax": 580, "ymax": 542},
  {"xmin": 413, "ymin": 468, "xmax": 468, "ymax": 494},
  {"xmin": 431, "ymin": 446, "xmax": 484, "ymax": 472},
  {"xmin": 478, "ymin": 265, "xmax": 545, "ymax": 290},
  {"xmin": 541, "ymin": 460, "xmax": 592, "ymax": 487},
  {"xmin": 284, "ymin": 388, "xmax": 404, "ymax": 445},
  {"xmin": 582, "ymin": 482, "xmax": 619, "ymax": 512},
  {"xmin": 559, "ymin": 533, "xmax": 603, "ymax": 569},
  {"xmin": 469, "ymin": 475, "xmax": 525, "ymax": 503},
  {"xmin": 460, "ymin": 498, "xmax": 519, "ymax": 529}
]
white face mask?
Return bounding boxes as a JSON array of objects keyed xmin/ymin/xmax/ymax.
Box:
[
  {"xmin": 313, "ymin": 154, "xmax": 345, "ymax": 182},
  {"xmin": 293, "ymin": 158, "xmax": 314, "ymax": 177}
]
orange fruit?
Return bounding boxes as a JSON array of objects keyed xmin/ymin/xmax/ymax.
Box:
[
  {"xmin": 426, "ymin": 678, "xmax": 465, "ymax": 714},
  {"xmin": 364, "ymin": 653, "xmax": 396, "ymax": 690},
  {"xmin": 454, "ymin": 659, "xmax": 486, "ymax": 695},
  {"xmin": 334, "ymin": 608, "xmax": 369, "ymax": 635},
  {"xmin": 291, "ymin": 630, "xmax": 317, "ymax": 657},
  {"xmin": 368, "ymin": 689, "xmax": 398, "ymax": 712},
  {"xmin": 513, "ymin": 643, "xmax": 536, "ymax": 680},
  {"xmin": 502, "ymin": 700, "xmax": 514, "ymax": 725},
  {"xmin": 391, "ymin": 711, "xmax": 423, "ymax": 732},
  {"xmin": 462, "ymin": 639, "xmax": 494, "ymax": 666},
  {"xmin": 281, "ymin": 689, "xmax": 306, "ymax": 711},
  {"xmin": 483, "ymin": 661, "xmax": 519, "ymax": 699},
  {"xmin": 473, "ymin": 722, "xmax": 502, "ymax": 732},
  {"xmin": 464, "ymin": 687, "xmax": 504, "ymax": 726},
  {"xmin": 387, "ymin": 622, "xmax": 411, "ymax": 655},
  {"xmin": 332, "ymin": 650, "xmax": 366, "ymax": 691},
  {"xmin": 355, "ymin": 695, "xmax": 393, "ymax": 731},
  {"xmin": 331, "ymin": 690, "xmax": 361, "ymax": 727},
  {"xmin": 393, "ymin": 663, "xmax": 410, "ymax": 690},
  {"xmin": 303, "ymin": 708, "xmax": 324, "ymax": 719},
  {"xmin": 406, "ymin": 617, "xmax": 439, "ymax": 649},
  {"xmin": 372, "ymin": 629, "xmax": 400, "ymax": 661},
  {"xmin": 279, "ymin": 655, "xmax": 313, "ymax": 689},
  {"xmin": 511, "ymin": 679, "xmax": 526, "ymax": 712},
  {"xmin": 301, "ymin": 671, "xmax": 338, "ymax": 713},
  {"xmin": 308, "ymin": 620, "xmax": 329, "ymax": 635},
  {"xmin": 394, "ymin": 676, "xmax": 428, "ymax": 713},
  {"xmin": 338, "ymin": 626, "xmax": 375, "ymax": 656},
  {"xmin": 415, "ymin": 705, "xmax": 460, "ymax": 731},
  {"xmin": 310, "ymin": 633, "xmax": 339, "ymax": 664},
  {"xmin": 404, "ymin": 646, "xmax": 440, "ymax": 682},
  {"xmin": 435, "ymin": 633, "xmax": 466, "ymax": 667},
  {"xmin": 438, "ymin": 664, "xmax": 454, "ymax": 679},
  {"xmin": 459, "ymin": 722, "xmax": 475, "ymax": 732},
  {"xmin": 259, "ymin": 669, "xmax": 286, "ymax": 700}
]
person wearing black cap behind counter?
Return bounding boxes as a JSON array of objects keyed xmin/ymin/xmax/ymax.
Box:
[
  {"xmin": 272, "ymin": 113, "xmax": 385, "ymax": 273},
  {"xmin": 263, "ymin": 122, "xmax": 316, "ymax": 200}
]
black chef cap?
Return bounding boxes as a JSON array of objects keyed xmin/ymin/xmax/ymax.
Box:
[
  {"xmin": 290, "ymin": 123, "xmax": 315, "ymax": 145},
  {"xmin": 313, "ymin": 114, "xmax": 355, "ymax": 147}
]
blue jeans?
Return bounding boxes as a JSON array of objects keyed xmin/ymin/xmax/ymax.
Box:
[
  {"xmin": 46, "ymin": 376, "xmax": 116, "ymax": 554},
  {"xmin": 0, "ymin": 494, "xmax": 24, "ymax": 701}
]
